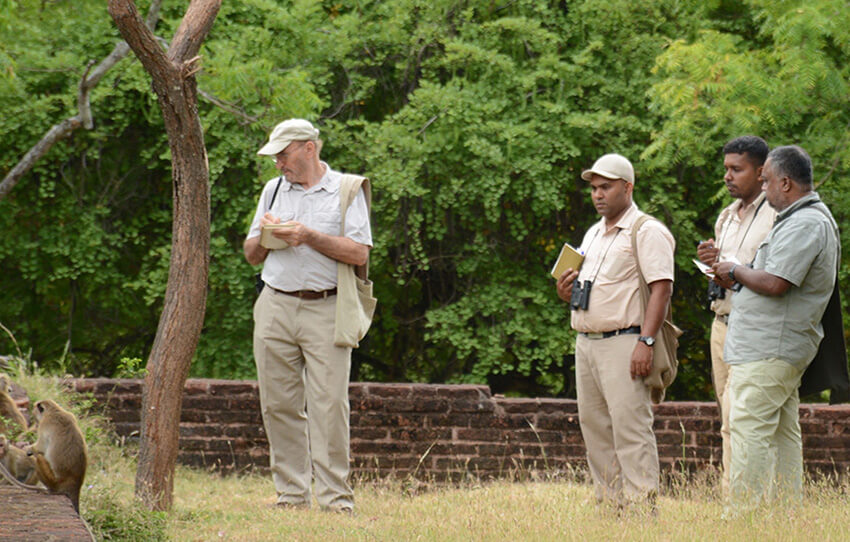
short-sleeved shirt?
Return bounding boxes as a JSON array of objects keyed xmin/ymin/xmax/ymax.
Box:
[
  {"xmin": 571, "ymin": 203, "xmax": 676, "ymax": 334},
  {"xmin": 710, "ymin": 192, "xmax": 777, "ymax": 316},
  {"xmin": 247, "ymin": 163, "xmax": 372, "ymax": 292},
  {"xmin": 725, "ymin": 193, "xmax": 839, "ymax": 369}
]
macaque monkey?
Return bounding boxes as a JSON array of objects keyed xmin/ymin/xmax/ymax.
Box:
[
  {"xmin": 0, "ymin": 374, "xmax": 28, "ymax": 435},
  {"xmin": 0, "ymin": 434, "xmax": 38, "ymax": 485},
  {"xmin": 24, "ymin": 399, "xmax": 88, "ymax": 513}
]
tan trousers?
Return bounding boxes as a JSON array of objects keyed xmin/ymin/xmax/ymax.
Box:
[
  {"xmin": 253, "ymin": 287, "xmax": 354, "ymax": 510},
  {"xmin": 576, "ymin": 334, "xmax": 659, "ymax": 503},
  {"xmin": 727, "ymin": 358, "xmax": 805, "ymax": 515},
  {"xmin": 710, "ymin": 316, "xmax": 732, "ymax": 493}
]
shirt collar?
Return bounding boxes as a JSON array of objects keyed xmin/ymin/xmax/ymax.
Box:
[
  {"xmin": 732, "ymin": 191, "xmax": 767, "ymax": 216},
  {"xmin": 777, "ymin": 191, "xmax": 820, "ymax": 221},
  {"xmin": 597, "ymin": 202, "xmax": 639, "ymax": 234},
  {"xmin": 280, "ymin": 162, "xmax": 339, "ymax": 194}
]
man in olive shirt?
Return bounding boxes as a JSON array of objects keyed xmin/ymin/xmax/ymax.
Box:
[
  {"xmin": 713, "ymin": 146, "xmax": 839, "ymax": 514},
  {"xmin": 697, "ymin": 136, "xmax": 776, "ymax": 492},
  {"xmin": 557, "ymin": 153, "xmax": 675, "ymax": 507}
]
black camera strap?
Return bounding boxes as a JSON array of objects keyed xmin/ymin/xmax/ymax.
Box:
[{"xmin": 254, "ymin": 176, "xmax": 284, "ymax": 296}]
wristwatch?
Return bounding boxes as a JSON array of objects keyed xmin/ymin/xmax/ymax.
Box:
[
  {"xmin": 638, "ymin": 335, "xmax": 655, "ymax": 346},
  {"xmin": 728, "ymin": 264, "xmax": 738, "ymax": 283}
]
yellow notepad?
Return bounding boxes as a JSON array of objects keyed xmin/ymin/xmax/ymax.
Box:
[
  {"xmin": 260, "ymin": 223, "xmax": 294, "ymax": 250},
  {"xmin": 550, "ymin": 242, "xmax": 584, "ymax": 279}
]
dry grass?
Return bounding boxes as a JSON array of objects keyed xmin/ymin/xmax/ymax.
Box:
[
  {"xmin": 4, "ymin": 366, "xmax": 848, "ymax": 541},
  {"xmin": 165, "ymin": 469, "xmax": 850, "ymax": 542}
]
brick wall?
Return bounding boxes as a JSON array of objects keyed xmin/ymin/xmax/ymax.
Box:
[{"xmin": 71, "ymin": 379, "xmax": 850, "ymax": 479}]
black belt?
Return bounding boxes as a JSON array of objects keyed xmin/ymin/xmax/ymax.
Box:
[
  {"xmin": 579, "ymin": 325, "xmax": 642, "ymax": 340},
  {"xmin": 269, "ymin": 286, "xmax": 337, "ymax": 300}
]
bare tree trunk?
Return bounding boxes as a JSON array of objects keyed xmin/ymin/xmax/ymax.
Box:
[
  {"xmin": 108, "ymin": 0, "xmax": 220, "ymax": 511},
  {"xmin": 0, "ymin": 0, "xmax": 163, "ymax": 201}
]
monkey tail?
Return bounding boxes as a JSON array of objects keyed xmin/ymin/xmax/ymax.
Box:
[{"xmin": 0, "ymin": 460, "xmax": 47, "ymax": 493}]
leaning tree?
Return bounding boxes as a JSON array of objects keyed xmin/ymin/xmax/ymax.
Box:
[{"xmin": 108, "ymin": 0, "xmax": 221, "ymax": 511}]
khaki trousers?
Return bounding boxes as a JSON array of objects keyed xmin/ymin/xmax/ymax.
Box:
[
  {"xmin": 253, "ymin": 287, "xmax": 353, "ymax": 510},
  {"xmin": 576, "ymin": 334, "xmax": 659, "ymax": 503},
  {"xmin": 709, "ymin": 316, "xmax": 732, "ymax": 493},
  {"xmin": 727, "ymin": 358, "xmax": 805, "ymax": 515}
]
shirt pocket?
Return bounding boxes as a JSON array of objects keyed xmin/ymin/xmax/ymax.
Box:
[
  {"xmin": 311, "ymin": 210, "xmax": 342, "ymax": 236},
  {"xmin": 598, "ymin": 245, "xmax": 634, "ymax": 283}
]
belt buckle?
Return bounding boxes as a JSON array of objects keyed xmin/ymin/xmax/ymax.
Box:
[{"xmin": 585, "ymin": 332, "xmax": 604, "ymax": 340}]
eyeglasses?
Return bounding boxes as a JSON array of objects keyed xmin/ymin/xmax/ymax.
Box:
[{"xmin": 273, "ymin": 142, "xmax": 306, "ymax": 164}]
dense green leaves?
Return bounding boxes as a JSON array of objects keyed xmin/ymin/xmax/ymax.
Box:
[{"xmin": 1, "ymin": 0, "xmax": 848, "ymax": 400}]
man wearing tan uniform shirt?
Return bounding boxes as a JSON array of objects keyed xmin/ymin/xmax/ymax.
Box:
[
  {"xmin": 696, "ymin": 136, "xmax": 775, "ymax": 493},
  {"xmin": 556, "ymin": 153, "xmax": 675, "ymax": 507}
]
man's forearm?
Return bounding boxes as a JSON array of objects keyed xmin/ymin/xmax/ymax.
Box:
[
  {"xmin": 727, "ymin": 265, "xmax": 791, "ymax": 297},
  {"xmin": 244, "ymin": 236, "xmax": 269, "ymax": 266},
  {"xmin": 306, "ymin": 230, "xmax": 369, "ymax": 266}
]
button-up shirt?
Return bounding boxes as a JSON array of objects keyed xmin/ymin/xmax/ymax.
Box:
[
  {"xmin": 247, "ymin": 163, "xmax": 372, "ymax": 291},
  {"xmin": 710, "ymin": 192, "xmax": 777, "ymax": 316},
  {"xmin": 725, "ymin": 193, "xmax": 839, "ymax": 369},
  {"xmin": 571, "ymin": 203, "xmax": 676, "ymax": 334}
]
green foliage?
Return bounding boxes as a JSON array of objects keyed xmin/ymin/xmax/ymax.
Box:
[{"xmin": 1, "ymin": 0, "xmax": 848, "ymax": 400}]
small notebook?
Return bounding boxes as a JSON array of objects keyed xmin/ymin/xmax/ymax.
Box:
[
  {"xmin": 260, "ymin": 223, "xmax": 294, "ymax": 250},
  {"xmin": 550, "ymin": 242, "xmax": 584, "ymax": 279}
]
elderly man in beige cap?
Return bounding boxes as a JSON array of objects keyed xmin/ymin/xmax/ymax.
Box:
[
  {"xmin": 555, "ymin": 153, "xmax": 675, "ymax": 509},
  {"xmin": 244, "ymin": 119, "xmax": 372, "ymax": 513}
]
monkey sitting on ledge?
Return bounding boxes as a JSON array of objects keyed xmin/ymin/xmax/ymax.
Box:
[
  {"xmin": 0, "ymin": 434, "xmax": 38, "ymax": 485},
  {"xmin": 0, "ymin": 399, "xmax": 88, "ymax": 514},
  {"xmin": 0, "ymin": 374, "xmax": 28, "ymax": 435}
]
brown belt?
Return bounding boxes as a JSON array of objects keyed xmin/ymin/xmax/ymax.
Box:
[{"xmin": 269, "ymin": 286, "xmax": 337, "ymax": 300}]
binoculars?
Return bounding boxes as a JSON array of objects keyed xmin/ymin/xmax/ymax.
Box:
[{"xmin": 571, "ymin": 280, "xmax": 593, "ymax": 311}]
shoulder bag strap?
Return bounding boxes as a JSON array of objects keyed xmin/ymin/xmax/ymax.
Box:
[
  {"xmin": 338, "ymin": 174, "xmax": 371, "ymax": 279},
  {"xmin": 630, "ymin": 214, "xmax": 673, "ymax": 322}
]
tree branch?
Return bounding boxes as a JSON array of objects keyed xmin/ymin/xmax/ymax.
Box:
[
  {"xmin": 168, "ymin": 0, "xmax": 221, "ymax": 63},
  {"xmin": 197, "ymin": 88, "xmax": 259, "ymax": 124},
  {"xmin": 108, "ymin": 0, "xmax": 172, "ymax": 78},
  {"xmin": 0, "ymin": 0, "xmax": 164, "ymax": 201}
]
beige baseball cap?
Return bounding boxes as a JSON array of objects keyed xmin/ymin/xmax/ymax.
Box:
[
  {"xmin": 257, "ymin": 119, "xmax": 319, "ymax": 156},
  {"xmin": 580, "ymin": 153, "xmax": 635, "ymax": 184}
]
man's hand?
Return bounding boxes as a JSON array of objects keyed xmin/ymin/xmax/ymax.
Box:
[
  {"xmin": 630, "ymin": 341, "xmax": 653, "ymax": 379},
  {"xmin": 556, "ymin": 268, "xmax": 579, "ymax": 302},
  {"xmin": 697, "ymin": 239, "xmax": 719, "ymax": 265},
  {"xmin": 271, "ymin": 220, "xmax": 311, "ymax": 246},
  {"xmin": 260, "ymin": 212, "xmax": 281, "ymax": 227},
  {"xmin": 711, "ymin": 261, "xmax": 737, "ymax": 289}
]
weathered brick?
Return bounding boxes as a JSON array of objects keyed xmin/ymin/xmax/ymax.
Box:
[
  {"xmin": 435, "ymin": 385, "xmax": 491, "ymax": 400},
  {"xmin": 429, "ymin": 443, "xmax": 478, "ymax": 456},
  {"xmin": 456, "ymin": 428, "xmax": 509, "ymax": 442},
  {"xmin": 367, "ymin": 384, "xmax": 414, "ymax": 398},
  {"xmin": 207, "ymin": 380, "xmax": 256, "ymax": 396},
  {"xmin": 351, "ymin": 427, "xmax": 388, "ymax": 440},
  {"xmin": 351, "ymin": 396, "xmax": 384, "ymax": 410},
  {"xmin": 451, "ymin": 399, "xmax": 496, "ymax": 413},
  {"xmin": 181, "ymin": 396, "xmax": 224, "ymax": 411},
  {"xmin": 389, "ymin": 428, "xmax": 452, "ymax": 441},
  {"xmin": 496, "ymin": 398, "xmax": 541, "ymax": 414}
]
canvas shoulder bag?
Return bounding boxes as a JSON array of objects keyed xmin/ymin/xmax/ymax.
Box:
[
  {"xmin": 334, "ymin": 174, "xmax": 377, "ymax": 348},
  {"xmin": 631, "ymin": 214, "xmax": 682, "ymax": 403}
]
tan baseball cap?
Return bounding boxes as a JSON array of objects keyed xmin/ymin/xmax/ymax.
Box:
[
  {"xmin": 257, "ymin": 119, "xmax": 320, "ymax": 156},
  {"xmin": 580, "ymin": 153, "xmax": 635, "ymax": 184}
]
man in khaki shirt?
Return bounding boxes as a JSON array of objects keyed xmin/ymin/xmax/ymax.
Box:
[
  {"xmin": 696, "ymin": 136, "xmax": 775, "ymax": 493},
  {"xmin": 556, "ymin": 153, "xmax": 675, "ymax": 507}
]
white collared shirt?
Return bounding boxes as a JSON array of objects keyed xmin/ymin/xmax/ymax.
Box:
[{"xmin": 247, "ymin": 163, "xmax": 372, "ymax": 291}]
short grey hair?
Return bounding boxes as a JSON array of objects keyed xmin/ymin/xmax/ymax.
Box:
[{"xmin": 767, "ymin": 145, "xmax": 813, "ymax": 187}]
